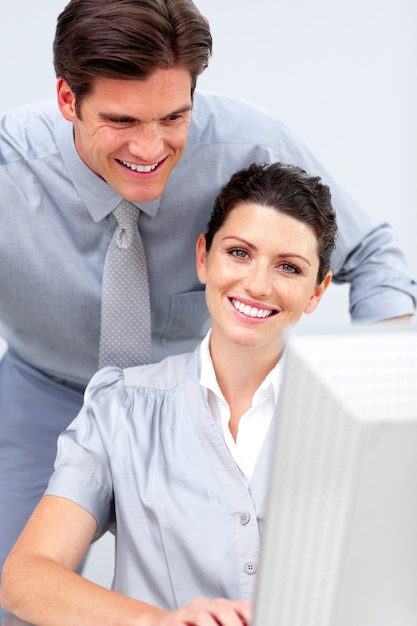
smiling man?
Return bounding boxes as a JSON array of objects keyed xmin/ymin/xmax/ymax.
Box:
[
  {"xmin": 57, "ymin": 70, "xmax": 193, "ymax": 203},
  {"xmin": 0, "ymin": 0, "xmax": 416, "ymax": 612}
]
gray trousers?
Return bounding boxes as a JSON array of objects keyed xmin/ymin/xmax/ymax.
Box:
[{"xmin": 0, "ymin": 350, "xmax": 85, "ymax": 621}]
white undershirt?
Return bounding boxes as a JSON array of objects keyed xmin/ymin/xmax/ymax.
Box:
[{"xmin": 199, "ymin": 331, "xmax": 282, "ymax": 481}]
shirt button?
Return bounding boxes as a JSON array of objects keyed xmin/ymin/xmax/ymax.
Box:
[
  {"xmin": 244, "ymin": 561, "xmax": 258, "ymax": 575},
  {"xmin": 240, "ymin": 512, "xmax": 251, "ymax": 525}
]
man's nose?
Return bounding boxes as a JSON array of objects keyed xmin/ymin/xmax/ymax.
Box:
[{"xmin": 127, "ymin": 122, "xmax": 163, "ymax": 161}]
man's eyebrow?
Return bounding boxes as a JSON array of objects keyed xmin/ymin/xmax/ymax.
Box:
[
  {"xmin": 97, "ymin": 112, "xmax": 135, "ymax": 121},
  {"xmin": 164, "ymin": 104, "xmax": 193, "ymax": 117},
  {"xmin": 97, "ymin": 104, "xmax": 193, "ymax": 122}
]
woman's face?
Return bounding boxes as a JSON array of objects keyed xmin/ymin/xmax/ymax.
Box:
[{"xmin": 196, "ymin": 202, "xmax": 331, "ymax": 355}]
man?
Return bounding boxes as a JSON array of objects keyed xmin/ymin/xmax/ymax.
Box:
[{"xmin": 0, "ymin": 0, "xmax": 415, "ymax": 607}]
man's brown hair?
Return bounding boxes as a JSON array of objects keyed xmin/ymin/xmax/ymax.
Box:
[{"xmin": 53, "ymin": 0, "xmax": 212, "ymax": 112}]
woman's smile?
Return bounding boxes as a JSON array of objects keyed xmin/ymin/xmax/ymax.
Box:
[{"xmin": 229, "ymin": 297, "xmax": 279, "ymax": 320}]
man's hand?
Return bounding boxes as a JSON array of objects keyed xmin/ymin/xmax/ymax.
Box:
[{"xmin": 378, "ymin": 314, "xmax": 413, "ymax": 323}]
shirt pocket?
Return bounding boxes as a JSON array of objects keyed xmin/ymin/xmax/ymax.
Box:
[{"xmin": 162, "ymin": 290, "xmax": 210, "ymax": 342}]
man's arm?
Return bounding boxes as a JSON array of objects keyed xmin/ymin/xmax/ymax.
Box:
[{"xmin": 331, "ymin": 222, "xmax": 416, "ymax": 322}]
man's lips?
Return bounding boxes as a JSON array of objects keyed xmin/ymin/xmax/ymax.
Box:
[
  {"xmin": 230, "ymin": 297, "xmax": 278, "ymax": 319},
  {"xmin": 117, "ymin": 159, "xmax": 162, "ymax": 173}
]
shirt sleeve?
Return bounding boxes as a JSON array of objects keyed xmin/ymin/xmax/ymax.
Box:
[
  {"xmin": 279, "ymin": 124, "xmax": 417, "ymax": 321},
  {"xmin": 45, "ymin": 366, "xmax": 125, "ymax": 538}
]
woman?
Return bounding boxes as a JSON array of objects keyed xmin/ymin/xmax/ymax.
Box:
[{"xmin": 1, "ymin": 162, "xmax": 336, "ymax": 626}]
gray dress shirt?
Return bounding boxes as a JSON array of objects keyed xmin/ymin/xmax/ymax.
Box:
[
  {"xmin": 0, "ymin": 91, "xmax": 415, "ymax": 385},
  {"xmin": 46, "ymin": 347, "xmax": 275, "ymax": 606}
]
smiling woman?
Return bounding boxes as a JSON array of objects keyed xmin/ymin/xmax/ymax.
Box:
[
  {"xmin": 1, "ymin": 161, "xmax": 337, "ymax": 626},
  {"xmin": 196, "ymin": 162, "xmax": 335, "ymax": 426},
  {"xmin": 197, "ymin": 205, "xmax": 327, "ymax": 370}
]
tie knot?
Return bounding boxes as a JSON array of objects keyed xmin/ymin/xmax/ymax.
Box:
[
  {"xmin": 112, "ymin": 200, "xmax": 139, "ymax": 249},
  {"xmin": 113, "ymin": 200, "xmax": 139, "ymax": 230}
]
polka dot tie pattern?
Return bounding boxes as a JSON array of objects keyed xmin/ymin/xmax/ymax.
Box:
[{"xmin": 98, "ymin": 200, "xmax": 152, "ymax": 368}]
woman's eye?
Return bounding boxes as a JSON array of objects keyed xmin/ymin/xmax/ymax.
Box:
[
  {"xmin": 280, "ymin": 262, "xmax": 300, "ymax": 274},
  {"xmin": 230, "ymin": 249, "xmax": 249, "ymax": 259}
]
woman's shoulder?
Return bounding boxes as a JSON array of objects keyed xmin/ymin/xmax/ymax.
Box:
[
  {"xmin": 80, "ymin": 350, "xmax": 200, "ymax": 428},
  {"xmin": 75, "ymin": 352, "xmax": 197, "ymax": 436},
  {"xmin": 122, "ymin": 351, "xmax": 197, "ymax": 390}
]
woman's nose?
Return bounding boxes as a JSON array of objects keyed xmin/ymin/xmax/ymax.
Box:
[{"xmin": 244, "ymin": 262, "xmax": 273, "ymax": 297}]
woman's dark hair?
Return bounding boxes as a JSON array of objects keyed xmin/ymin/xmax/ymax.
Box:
[
  {"xmin": 205, "ymin": 162, "xmax": 337, "ymax": 284},
  {"xmin": 53, "ymin": 0, "xmax": 212, "ymax": 113}
]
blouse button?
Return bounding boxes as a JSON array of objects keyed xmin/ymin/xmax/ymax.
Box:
[
  {"xmin": 244, "ymin": 561, "xmax": 258, "ymax": 575},
  {"xmin": 240, "ymin": 512, "xmax": 251, "ymax": 525}
]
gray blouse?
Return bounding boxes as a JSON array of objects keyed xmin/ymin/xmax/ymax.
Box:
[{"xmin": 46, "ymin": 347, "xmax": 277, "ymax": 609}]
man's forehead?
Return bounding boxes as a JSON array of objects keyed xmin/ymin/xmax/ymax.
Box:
[{"xmin": 84, "ymin": 71, "xmax": 193, "ymax": 116}]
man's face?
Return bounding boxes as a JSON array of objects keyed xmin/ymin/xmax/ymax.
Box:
[{"xmin": 57, "ymin": 67, "xmax": 193, "ymax": 203}]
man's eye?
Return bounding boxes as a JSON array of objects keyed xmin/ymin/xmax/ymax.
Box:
[
  {"xmin": 164, "ymin": 113, "xmax": 186, "ymax": 124},
  {"xmin": 108, "ymin": 117, "xmax": 134, "ymax": 125}
]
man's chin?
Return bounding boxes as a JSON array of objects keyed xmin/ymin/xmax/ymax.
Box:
[{"xmin": 111, "ymin": 181, "xmax": 165, "ymax": 204}]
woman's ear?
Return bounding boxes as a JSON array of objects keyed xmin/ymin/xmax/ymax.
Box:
[
  {"xmin": 56, "ymin": 77, "xmax": 78, "ymax": 123},
  {"xmin": 304, "ymin": 271, "xmax": 332, "ymax": 315},
  {"xmin": 195, "ymin": 234, "xmax": 208, "ymax": 285}
]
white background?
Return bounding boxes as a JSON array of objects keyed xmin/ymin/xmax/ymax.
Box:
[{"xmin": 1, "ymin": 0, "xmax": 416, "ymax": 584}]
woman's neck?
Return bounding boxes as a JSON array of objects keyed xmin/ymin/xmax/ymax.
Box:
[{"xmin": 209, "ymin": 333, "xmax": 283, "ymax": 440}]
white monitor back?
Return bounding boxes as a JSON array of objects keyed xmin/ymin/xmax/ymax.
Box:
[{"xmin": 253, "ymin": 328, "xmax": 417, "ymax": 626}]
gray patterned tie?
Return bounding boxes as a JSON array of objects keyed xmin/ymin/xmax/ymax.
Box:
[{"xmin": 98, "ymin": 200, "xmax": 152, "ymax": 368}]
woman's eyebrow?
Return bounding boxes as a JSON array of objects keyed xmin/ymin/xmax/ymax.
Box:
[{"xmin": 221, "ymin": 236, "xmax": 311, "ymax": 266}]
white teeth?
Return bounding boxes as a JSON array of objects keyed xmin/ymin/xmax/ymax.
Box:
[
  {"xmin": 121, "ymin": 160, "xmax": 159, "ymax": 172},
  {"xmin": 231, "ymin": 298, "xmax": 274, "ymax": 319}
]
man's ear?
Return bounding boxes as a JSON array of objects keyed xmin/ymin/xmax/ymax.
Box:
[
  {"xmin": 304, "ymin": 271, "xmax": 332, "ymax": 315},
  {"xmin": 195, "ymin": 234, "xmax": 208, "ymax": 285},
  {"xmin": 56, "ymin": 77, "xmax": 78, "ymax": 123}
]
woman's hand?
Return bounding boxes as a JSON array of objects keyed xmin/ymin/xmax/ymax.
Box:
[{"xmin": 144, "ymin": 597, "xmax": 253, "ymax": 626}]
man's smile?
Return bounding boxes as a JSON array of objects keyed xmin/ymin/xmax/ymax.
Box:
[{"xmin": 118, "ymin": 159, "xmax": 161, "ymax": 173}]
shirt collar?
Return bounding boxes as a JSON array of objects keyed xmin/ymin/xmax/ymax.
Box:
[
  {"xmin": 199, "ymin": 330, "xmax": 283, "ymax": 406},
  {"xmin": 55, "ymin": 114, "xmax": 161, "ymax": 222}
]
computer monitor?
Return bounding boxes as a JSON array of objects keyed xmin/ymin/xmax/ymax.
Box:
[{"xmin": 253, "ymin": 327, "xmax": 417, "ymax": 626}]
